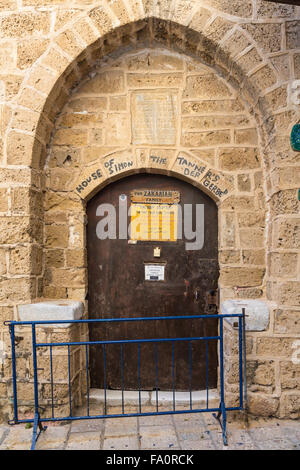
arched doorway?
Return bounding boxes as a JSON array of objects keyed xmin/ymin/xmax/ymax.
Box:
[{"xmin": 87, "ymin": 173, "xmax": 219, "ymax": 391}]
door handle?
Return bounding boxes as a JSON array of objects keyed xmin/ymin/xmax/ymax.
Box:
[{"xmin": 194, "ymin": 288, "xmax": 200, "ymax": 301}]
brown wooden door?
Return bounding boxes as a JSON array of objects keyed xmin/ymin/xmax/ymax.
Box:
[{"xmin": 87, "ymin": 174, "xmax": 219, "ymax": 391}]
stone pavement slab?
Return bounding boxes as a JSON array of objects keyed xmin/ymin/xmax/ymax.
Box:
[{"xmin": 0, "ymin": 407, "xmax": 299, "ymax": 450}]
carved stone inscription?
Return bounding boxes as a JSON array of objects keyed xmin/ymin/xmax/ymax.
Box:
[{"xmin": 131, "ymin": 91, "xmax": 178, "ymax": 145}]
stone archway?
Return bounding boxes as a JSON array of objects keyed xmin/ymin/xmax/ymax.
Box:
[{"xmin": 42, "ymin": 46, "xmax": 266, "ymax": 308}]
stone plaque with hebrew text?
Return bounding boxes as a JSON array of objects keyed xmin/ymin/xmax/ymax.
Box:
[{"xmin": 131, "ymin": 91, "xmax": 178, "ymax": 145}]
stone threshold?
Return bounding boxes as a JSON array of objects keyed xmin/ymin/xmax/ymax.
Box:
[{"xmin": 89, "ymin": 388, "xmax": 219, "ymax": 407}]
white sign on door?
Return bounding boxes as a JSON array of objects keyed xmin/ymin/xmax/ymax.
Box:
[{"xmin": 145, "ymin": 264, "xmax": 165, "ymax": 281}]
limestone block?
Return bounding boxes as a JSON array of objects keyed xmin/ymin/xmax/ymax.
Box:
[
  {"xmin": 171, "ymin": 152, "xmax": 207, "ymax": 184},
  {"xmin": 80, "ymin": 71, "xmax": 124, "ymax": 94},
  {"xmin": 235, "ymin": 48, "xmax": 263, "ymax": 75},
  {"xmin": 0, "ymin": 12, "xmax": 50, "ymax": 38},
  {"xmin": 107, "ymin": 0, "xmax": 131, "ymax": 24},
  {"xmin": 189, "ymin": 7, "xmax": 211, "ymax": 31},
  {"xmin": 127, "ymin": 72, "xmax": 183, "ymax": 88},
  {"xmin": 135, "ymin": 148, "xmax": 149, "ymax": 168},
  {"xmin": 234, "ymin": 128, "xmax": 258, "ymax": 145},
  {"xmin": 182, "ymin": 99, "xmax": 242, "ymax": 114},
  {"xmin": 9, "ymin": 245, "xmax": 42, "ymax": 276},
  {"xmin": 182, "ymin": 115, "xmax": 249, "ymax": 131},
  {"xmin": 18, "ymin": 300, "xmax": 84, "ymax": 328},
  {"xmin": 183, "ymin": 74, "xmax": 232, "ymax": 99},
  {"xmin": 126, "ymin": 50, "xmax": 184, "ymax": 71},
  {"xmin": 109, "ymin": 95, "xmax": 127, "ymax": 111},
  {"xmin": 279, "ymin": 394, "xmax": 300, "ymax": 418},
  {"xmin": 49, "ymin": 168, "xmax": 80, "ymax": 192},
  {"xmin": 0, "ymin": 74, "xmax": 22, "ymax": 100},
  {"xmin": 181, "ymin": 130, "xmax": 231, "ymax": 147},
  {"xmin": 18, "ymin": 87, "xmax": 46, "ymax": 113},
  {"xmin": 0, "ymin": 41, "xmax": 15, "ymax": 71},
  {"xmin": 286, "ymin": 21, "xmax": 300, "ymax": 50},
  {"xmin": 66, "ymin": 249, "xmax": 86, "ymax": 268},
  {"xmin": 189, "ymin": 149, "xmax": 215, "ymax": 166},
  {"xmin": 219, "ymin": 147, "xmax": 260, "ymax": 171},
  {"xmin": 147, "ymin": 149, "xmax": 175, "ymax": 171},
  {"xmin": 17, "ymin": 39, "xmax": 49, "ymax": 70},
  {"xmin": 49, "ymin": 147, "xmax": 82, "ymax": 169},
  {"xmin": 269, "ymin": 252, "xmax": 298, "ymax": 277},
  {"xmin": 273, "ymin": 218, "xmax": 300, "ymax": 249},
  {"xmin": 274, "ymin": 309, "xmax": 300, "ymax": 335},
  {"xmin": 45, "ymin": 249, "xmax": 64, "ymax": 268},
  {"xmin": 0, "ymin": 306, "xmax": 13, "ymax": 323},
  {"xmin": 101, "ymin": 150, "xmax": 136, "ymax": 179},
  {"xmin": 53, "ymin": 129, "xmax": 88, "ymax": 147},
  {"xmin": 0, "ymin": 217, "xmax": 33, "ymax": 244},
  {"xmin": 104, "ymin": 114, "xmax": 129, "ymax": 146},
  {"xmin": 238, "ymin": 212, "xmax": 265, "ymax": 228},
  {"xmin": 0, "ymin": 278, "xmax": 35, "ymax": 303},
  {"xmin": 219, "ymin": 249, "xmax": 240, "ymax": 264},
  {"xmin": 249, "ymin": 65, "xmax": 277, "ymax": 91},
  {"xmin": 256, "ymin": 337, "xmax": 295, "ymax": 357},
  {"xmin": 221, "ymin": 299, "xmax": 270, "ymax": 331},
  {"xmin": 75, "ymin": 163, "xmax": 106, "ymax": 199},
  {"xmin": 51, "ymin": 268, "xmax": 86, "ymax": 288},
  {"xmin": 45, "ymin": 192, "xmax": 83, "ymax": 212},
  {"xmin": 221, "ymin": 30, "xmax": 251, "ymax": 59},
  {"xmin": 6, "ymin": 132, "xmax": 35, "ymax": 166},
  {"xmin": 242, "ymin": 249, "xmax": 265, "ymax": 266},
  {"xmin": 0, "ymin": 188, "xmax": 8, "ymax": 212},
  {"xmin": 239, "ymin": 228, "xmax": 265, "ymax": 248},
  {"xmin": 276, "ymin": 282, "xmax": 300, "ymax": 307},
  {"xmin": 88, "ymin": 6, "xmax": 114, "ymax": 36},
  {"xmin": 202, "ymin": 168, "xmax": 234, "ymax": 199},
  {"xmin": 68, "ymin": 97, "xmax": 108, "ymax": 113},
  {"xmin": 242, "ymin": 23, "xmax": 281, "ymax": 53},
  {"xmin": 294, "ymin": 53, "xmax": 300, "ymax": 79},
  {"xmin": 41, "ymin": 48, "xmax": 70, "ymax": 76},
  {"xmin": 220, "ymin": 213, "xmax": 236, "ymax": 248},
  {"xmin": 203, "ymin": 16, "xmax": 234, "ymax": 43},
  {"xmin": 280, "ymin": 361, "xmax": 300, "ymax": 390},
  {"xmin": 238, "ymin": 174, "xmax": 251, "ymax": 192},
  {"xmin": 45, "ymin": 225, "xmax": 69, "ymax": 248},
  {"xmin": 55, "ymin": 30, "xmax": 83, "ymax": 60},
  {"xmin": 248, "ymin": 393, "xmax": 279, "ymax": 417},
  {"xmin": 263, "ymin": 85, "xmax": 287, "ymax": 111},
  {"xmin": 58, "ymin": 112, "xmax": 104, "ymax": 129},
  {"xmin": 271, "ymin": 189, "xmax": 299, "ymax": 215}
]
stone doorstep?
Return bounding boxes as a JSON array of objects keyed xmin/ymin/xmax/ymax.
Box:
[
  {"xmin": 221, "ymin": 299, "xmax": 271, "ymax": 332},
  {"xmin": 89, "ymin": 388, "xmax": 219, "ymax": 407},
  {"xmin": 18, "ymin": 300, "xmax": 84, "ymax": 328}
]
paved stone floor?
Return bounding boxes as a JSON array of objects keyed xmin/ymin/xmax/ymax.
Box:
[{"xmin": 0, "ymin": 404, "xmax": 300, "ymax": 450}]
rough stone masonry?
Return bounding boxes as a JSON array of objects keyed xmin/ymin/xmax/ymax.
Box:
[{"xmin": 0, "ymin": 0, "xmax": 299, "ymax": 423}]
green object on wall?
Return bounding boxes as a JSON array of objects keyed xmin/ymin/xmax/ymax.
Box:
[{"xmin": 291, "ymin": 124, "xmax": 300, "ymax": 151}]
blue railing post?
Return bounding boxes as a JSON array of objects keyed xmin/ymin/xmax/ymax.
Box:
[
  {"xmin": 31, "ymin": 324, "xmax": 46, "ymax": 450},
  {"xmin": 219, "ymin": 316, "xmax": 227, "ymax": 445},
  {"xmin": 9, "ymin": 323, "xmax": 18, "ymax": 424},
  {"xmin": 242, "ymin": 308, "xmax": 248, "ymax": 414},
  {"xmin": 239, "ymin": 315, "xmax": 243, "ymax": 409},
  {"xmin": 213, "ymin": 315, "xmax": 228, "ymax": 446}
]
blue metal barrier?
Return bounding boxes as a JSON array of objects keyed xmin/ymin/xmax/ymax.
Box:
[{"xmin": 5, "ymin": 312, "xmax": 245, "ymax": 450}]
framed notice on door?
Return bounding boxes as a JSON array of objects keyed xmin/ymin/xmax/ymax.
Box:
[
  {"xmin": 130, "ymin": 189, "xmax": 180, "ymax": 242},
  {"xmin": 145, "ymin": 264, "xmax": 165, "ymax": 281}
]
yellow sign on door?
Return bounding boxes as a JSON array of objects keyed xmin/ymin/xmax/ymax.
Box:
[{"xmin": 130, "ymin": 204, "xmax": 178, "ymax": 242}]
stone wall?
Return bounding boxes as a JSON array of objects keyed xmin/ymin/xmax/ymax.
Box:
[{"xmin": 0, "ymin": 0, "xmax": 299, "ymax": 421}]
